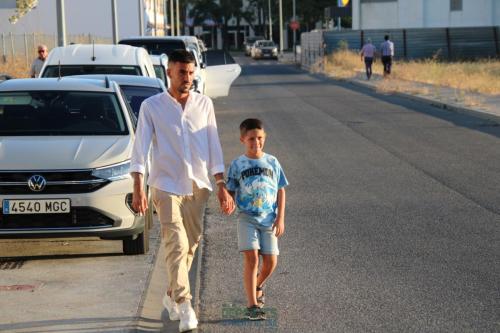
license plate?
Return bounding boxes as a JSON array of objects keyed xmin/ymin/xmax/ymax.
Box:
[{"xmin": 2, "ymin": 199, "xmax": 71, "ymax": 215}]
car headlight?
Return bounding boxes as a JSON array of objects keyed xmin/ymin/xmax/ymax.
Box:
[
  {"xmin": 92, "ymin": 161, "xmax": 131, "ymax": 181},
  {"xmin": 272, "ymin": 48, "xmax": 278, "ymax": 54}
]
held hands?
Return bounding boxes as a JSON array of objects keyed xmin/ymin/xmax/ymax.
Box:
[
  {"xmin": 132, "ymin": 189, "xmax": 148, "ymax": 215},
  {"xmin": 217, "ymin": 185, "xmax": 235, "ymax": 215},
  {"xmin": 272, "ymin": 215, "xmax": 285, "ymax": 237}
]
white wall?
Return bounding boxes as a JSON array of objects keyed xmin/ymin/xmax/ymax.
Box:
[
  {"xmin": 360, "ymin": 2, "xmax": 399, "ymax": 29},
  {"xmin": 353, "ymin": 0, "xmax": 500, "ymax": 29},
  {"xmin": 0, "ymin": 0, "xmax": 142, "ymax": 40}
]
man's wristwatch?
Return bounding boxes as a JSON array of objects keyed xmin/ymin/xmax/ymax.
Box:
[{"xmin": 215, "ymin": 179, "xmax": 226, "ymax": 186}]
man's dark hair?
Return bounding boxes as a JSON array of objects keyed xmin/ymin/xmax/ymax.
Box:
[
  {"xmin": 240, "ymin": 118, "xmax": 264, "ymax": 136},
  {"xmin": 384, "ymin": 35, "xmax": 390, "ymax": 41},
  {"xmin": 168, "ymin": 49, "xmax": 195, "ymax": 65}
]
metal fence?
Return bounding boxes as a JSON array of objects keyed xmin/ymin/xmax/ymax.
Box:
[
  {"xmin": 0, "ymin": 33, "xmax": 112, "ymax": 66},
  {"xmin": 300, "ymin": 30, "xmax": 325, "ymax": 71},
  {"xmin": 321, "ymin": 26, "xmax": 500, "ymax": 60}
]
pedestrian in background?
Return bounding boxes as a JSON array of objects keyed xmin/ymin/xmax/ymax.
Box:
[
  {"xmin": 360, "ymin": 38, "xmax": 376, "ymax": 80},
  {"xmin": 226, "ymin": 118, "xmax": 288, "ymax": 321},
  {"xmin": 380, "ymin": 35, "xmax": 395, "ymax": 76},
  {"xmin": 130, "ymin": 49, "xmax": 234, "ymax": 332},
  {"xmin": 29, "ymin": 44, "xmax": 48, "ymax": 78}
]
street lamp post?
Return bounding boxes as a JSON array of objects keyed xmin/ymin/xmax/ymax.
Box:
[
  {"xmin": 176, "ymin": 0, "xmax": 180, "ymax": 36},
  {"xmin": 279, "ymin": 0, "xmax": 283, "ymax": 54},
  {"xmin": 111, "ymin": 0, "xmax": 119, "ymax": 43},
  {"xmin": 138, "ymin": 0, "xmax": 144, "ymax": 36},
  {"xmin": 293, "ymin": 0, "xmax": 296, "ymax": 58},
  {"xmin": 56, "ymin": 0, "xmax": 66, "ymax": 46},
  {"xmin": 268, "ymin": 0, "xmax": 272, "ymax": 41},
  {"xmin": 170, "ymin": 0, "xmax": 175, "ymax": 35}
]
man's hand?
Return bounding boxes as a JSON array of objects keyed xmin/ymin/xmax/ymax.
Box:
[
  {"xmin": 217, "ymin": 185, "xmax": 235, "ymax": 215},
  {"xmin": 272, "ymin": 215, "xmax": 285, "ymax": 237},
  {"xmin": 132, "ymin": 188, "xmax": 148, "ymax": 215},
  {"xmin": 131, "ymin": 172, "xmax": 148, "ymax": 215}
]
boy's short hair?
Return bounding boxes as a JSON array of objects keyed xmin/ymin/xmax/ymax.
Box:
[
  {"xmin": 240, "ymin": 118, "xmax": 264, "ymax": 136},
  {"xmin": 168, "ymin": 49, "xmax": 195, "ymax": 65}
]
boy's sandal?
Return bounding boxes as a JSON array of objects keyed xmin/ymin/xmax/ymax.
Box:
[{"xmin": 256, "ymin": 285, "xmax": 265, "ymax": 308}]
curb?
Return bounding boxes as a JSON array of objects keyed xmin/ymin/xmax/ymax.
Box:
[
  {"xmin": 304, "ymin": 68, "xmax": 500, "ymax": 126},
  {"xmin": 192, "ymin": 212, "xmax": 205, "ymax": 318},
  {"xmin": 346, "ymin": 77, "xmax": 500, "ymax": 125}
]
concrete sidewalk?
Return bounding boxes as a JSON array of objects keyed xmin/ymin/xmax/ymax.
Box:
[{"xmin": 278, "ymin": 51, "xmax": 500, "ymax": 125}]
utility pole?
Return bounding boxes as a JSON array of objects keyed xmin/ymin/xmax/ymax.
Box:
[
  {"xmin": 111, "ymin": 0, "xmax": 119, "ymax": 43},
  {"xmin": 176, "ymin": 0, "xmax": 180, "ymax": 36},
  {"xmin": 153, "ymin": 0, "xmax": 157, "ymax": 36},
  {"xmin": 138, "ymin": 0, "xmax": 144, "ymax": 36},
  {"xmin": 268, "ymin": 0, "xmax": 272, "ymax": 41},
  {"xmin": 56, "ymin": 0, "xmax": 66, "ymax": 46},
  {"xmin": 293, "ymin": 0, "xmax": 296, "ymax": 49},
  {"xmin": 279, "ymin": 0, "xmax": 283, "ymax": 54},
  {"xmin": 170, "ymin": 0, "xmax": 175, "ymax": 35}
]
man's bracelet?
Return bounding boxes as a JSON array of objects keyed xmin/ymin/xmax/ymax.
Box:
[{"xmin": 215, "ymin": 179, "xmax": 226, "ymax": 186}]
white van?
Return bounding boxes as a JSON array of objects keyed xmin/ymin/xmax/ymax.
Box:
[
  {"xmin": 120, "ymin": 37, "xmax": 241, "ymax": 98},
  {"xmin": 39, "ymin": 44, "xmax": 156, "ymax": 79}
]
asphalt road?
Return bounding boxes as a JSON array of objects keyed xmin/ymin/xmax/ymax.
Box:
[{"xmin": 197, "ymin": 56, "xmax": 500, "ymax": 332}]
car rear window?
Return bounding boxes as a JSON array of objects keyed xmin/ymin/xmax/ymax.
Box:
[
  {"xmin": 120, "ymin": 40, "xmax": 186, "ymax": 56},
  {"xmin": 153, "ymin": 65, "xmax": 167, "ymax": 84},
  {"xmin": 120, "ymin": 85, "xmax": 162, "ymax": 117},
  {"xmin": 204, "ymin": 50, "xmax": 236, "ymax": 66},
  {"xmin": 0, "ymin": 91, "xmax": 128, "ymax": 135},
  {"xmin": 42, "ymin": 65, "xmax": 141, "ymax": 77}
]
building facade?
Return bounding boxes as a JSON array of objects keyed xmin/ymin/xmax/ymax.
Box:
[
  {"xmin": 352, "ymin": 0, "xmax": 500, "ymax": 30},
  {"xmin": 0, "ymin": 0, "xmax": 164, "ymax": 41}
]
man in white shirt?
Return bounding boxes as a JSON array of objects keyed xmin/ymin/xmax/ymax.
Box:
[
  {"xmin": 380, "ymin": 35, "xmax": 395, "ymax": 76},
  {"xmin": 130, "ymin": 50, "xmax": 235, "ymax": 332},
  {"xmin": 360, "ymin": 38, "xmax": 376, "ymax": 80},
  {"xmin": 29, "ymin": 45, "xmax": 48, "ymax": 78}
]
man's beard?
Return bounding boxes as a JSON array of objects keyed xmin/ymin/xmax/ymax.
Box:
[{"xmin": 177, "ymin": 82, "xmax": 191, "ymax": 93}]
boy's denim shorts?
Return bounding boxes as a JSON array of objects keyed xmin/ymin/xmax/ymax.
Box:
[{"xmin": 237, "ymin": 213, "xmax": 279, "ymax": 255}]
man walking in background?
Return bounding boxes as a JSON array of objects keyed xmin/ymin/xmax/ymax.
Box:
[
  {"xmin": 29, "ymin": 44, "xmax": 48, "ymax": 78},
  {"xmin": 380, "ymin": 35, "xmax": 394, "ymax": 77},
  {"xmin": 360, "ymin": 38, "xmax": 376, "ymax": 80}
]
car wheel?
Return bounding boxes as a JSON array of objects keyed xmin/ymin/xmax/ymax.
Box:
[{"xmin": 122, "ymin": 220, "xmax": 149, "ymax": 255}]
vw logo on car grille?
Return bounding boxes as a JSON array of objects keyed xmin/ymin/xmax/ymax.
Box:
[{"xmin": 28, "ymin": 175, "xmax": 47, "ymax": 192}]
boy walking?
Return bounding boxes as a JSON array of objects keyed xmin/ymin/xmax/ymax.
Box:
[{"xmin": 226, "ymin": 118, "xmax": 288, "ymax": 320}]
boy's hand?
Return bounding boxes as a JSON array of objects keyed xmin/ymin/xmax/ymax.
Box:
[
  {"xmin": 217, "ymin": 185, "xmax": 235, "ymax": 215},
  {"xmin": 272, "ymin": 215, "xmax": 285, "ymax": 237}
]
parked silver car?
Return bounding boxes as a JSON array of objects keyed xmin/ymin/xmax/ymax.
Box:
[{"xmin": 0, "ymin": 78, "xmax": 153, "ymax": 255}]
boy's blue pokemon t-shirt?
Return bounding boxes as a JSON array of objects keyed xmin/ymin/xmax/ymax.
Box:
[{"xmin": 227, "ymin": 153, "xmax": 288, "ymax": 227}]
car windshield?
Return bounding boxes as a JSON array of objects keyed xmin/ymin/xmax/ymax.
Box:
[
  {"xmin": 120, "ymin": 40, "xmax": 186, "ymax": 56},
  {"xmin": 0, "ymin": 91, "xmax": 128, "ymax": 135},
  {"xmin": 120, "ymin": 85, "xmax": 162, "ymax": 117},
  {"xmin": 42, "ymin": 65, "xmax": 141, "ymax": 77},
  {"xmin": 153, "ymin": 65, "xmax": 167, "ymax": 84},
  {"xmin": 258, "ymin": 41, "xmax": 275, "ymax": 47},
  {"xmin": 246, "ymin": 37, "xmax": 263, "ymax": 44}
]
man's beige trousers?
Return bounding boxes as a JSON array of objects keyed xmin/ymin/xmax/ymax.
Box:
[{"xmin": 152, "ymin": 183, "xmax": 209, "ymax": 303}]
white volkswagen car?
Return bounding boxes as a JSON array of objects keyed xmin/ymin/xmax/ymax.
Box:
[{"xmin": 0, "ymin": 78, "xmax": 152, "ymax": 255}]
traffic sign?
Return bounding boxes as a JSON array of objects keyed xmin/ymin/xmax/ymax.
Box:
[{"xmin": 289, "ymin": 21, "xmax": 300, "ymax": 31}]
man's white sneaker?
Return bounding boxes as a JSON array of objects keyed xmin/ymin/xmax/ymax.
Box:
[
  {"xmin": 162, "ymin": 294, "xmax": 180, "ymax": 321},
  {"xmin": 178, "ymin": 300, "xmax": 198, "ymax": 332}
]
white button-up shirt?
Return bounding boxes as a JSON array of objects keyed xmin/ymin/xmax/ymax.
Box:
[{"xmin": 130, "ymin": 91, "xmax": 225, "ymax": 195}]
